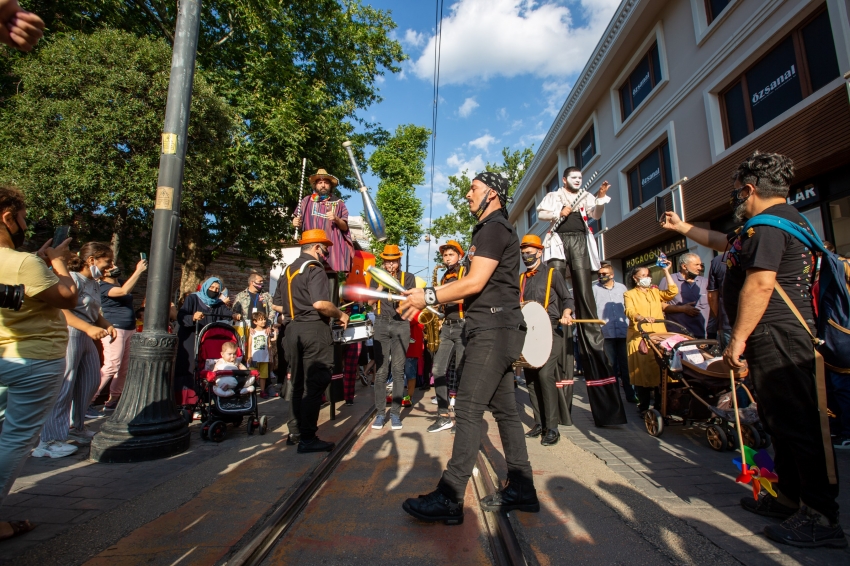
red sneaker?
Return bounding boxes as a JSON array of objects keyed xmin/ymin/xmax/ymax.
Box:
[{"xmin": 401, "ymin": 397, "xmax": 412, "ymax": 407}]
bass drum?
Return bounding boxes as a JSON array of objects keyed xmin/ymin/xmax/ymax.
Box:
[{"xmin": 514, "ymin": 301, "xmax": 553, "ymax": 369}]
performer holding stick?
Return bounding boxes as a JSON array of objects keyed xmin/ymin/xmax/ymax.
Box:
[
  {"xmin": 537, "ymin": 167, "xmax": 627, "ymax": 426},
  {"xmin": 400, "ymin": 172, "xmax": 538, "ymax": 525},
  {"xmin": 293, "ymin": 157, "xmax": 307, "ymax": 240}
]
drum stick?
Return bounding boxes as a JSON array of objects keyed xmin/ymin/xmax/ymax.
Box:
[
  {"xmin": 569, "ymin": 319, "xmax": 606, "ymax": 324},
  {"xmin": 294, "ymin": 157, "xmax": 307, "ymax": 240}
]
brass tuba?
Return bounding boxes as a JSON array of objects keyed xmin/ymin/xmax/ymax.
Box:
[{"xmin": 423, "ymin": 264, "xmax": 446, "ymax": 353}]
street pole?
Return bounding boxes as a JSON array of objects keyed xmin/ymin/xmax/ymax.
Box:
[{"xmin": 92, "ymin": 0, "xmax": 201, "ymax": 462}]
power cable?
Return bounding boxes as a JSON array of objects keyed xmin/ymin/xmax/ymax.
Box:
[{"xmin": 427, "ymin": 0, "xmax": 445, "ymax": 272}]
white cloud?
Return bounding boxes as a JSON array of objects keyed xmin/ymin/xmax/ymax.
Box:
[
  {"xmin": 403, "ymin": 29, "xmax": 426, "ymax": 49},
  {"xmin": 446, "ymin": 153, "xmax": 486, "ymax": 177},
  {"xmin": 468, "ymin": 134, "xmax": 497, "ymax": 152},
  {"xmin": 497, "ymin": 108, "xmax": 508, "ymax": 120},
  {"xmin": 457, "ymin": 97, "xmax": 479, "ymax": 118},
  {"xmin": 542, "ymin": 80, "xmax": 572, "ymax": 116},
  {"xmin": 410, "ymin": 0, "xmax": 621, "ymax": 85},
  {"xmin": 432, "ymin": 192, "xmax": 449, "ymax": 205}
]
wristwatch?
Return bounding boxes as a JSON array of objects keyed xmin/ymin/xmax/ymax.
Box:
[{"xmin": 424, "ymin": 287, "xmax": 438, "ymax": 306}]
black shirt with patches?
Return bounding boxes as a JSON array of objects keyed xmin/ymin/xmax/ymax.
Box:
[
  {"xmin": 520, "ymin": 261, "xmax": 575, "ymax": 323},
  {"xmin": 277, "ymin": 253, "xmax": 330, "ymax": 323},
  {"xmin": 722, "ymin": 204, "xmax": 815, "ymax": 329},
  {"xmin": 464, "ymin": 210, "xmax": 523, "ymax": 333},
  {"xmin": 370, "ymin": 269, "xmax": 416, "ymax": 320}
]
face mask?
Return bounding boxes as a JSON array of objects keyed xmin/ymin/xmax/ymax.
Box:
[
  {"xmin": 89, "ymin": 263, "xmax": 103, "ymax": 279},
  {"xmin": 6, "ymin": 216, "xmax": 25, "ymax": 248},
  {"xmin": 637, "ymin": 277, "xmax": 652, "ymax": 288},
  {"xmin": 318, "ymin": 248, "xmax": 329, "ymax": 264},
  {"xmin": 521, "ymin": 253, "xmax": 538, "ymax": 268},
  {"xmin": 730, "ymin": 186, "xmax": 751, "ymax": 221},
  {"xmin": 253, "ymin": 282, "xmax": 264, "ymax": 291},
  {"xmin": 206, "ymin": 289, "xmax": 221, "ymax": 300},
  {"xmin": 685, "ymin": 269, "xmax": 700, "ymax": 280},
  {"xmin": 107, "ymin": 268, "xmax": 122, "ymax": 278},
  {"xmin": 598, "ymin": 274, "xmax": 611, "ymax": 284}
]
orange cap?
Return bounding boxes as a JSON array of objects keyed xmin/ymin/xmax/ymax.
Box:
[
  {"xmin": 520, "ymin": 234, "xmax": 544, "ymax": 250},
  {"xmin": 380, "ymin": 244, "xmax": 403, "ymax": 260},
  {"xmin": 299, "ymin": 229, "xmax": 333, "ymax": 247},
  {"xmin": 439, "ymin": 240, "xmax": 464, "ymax": 257}
]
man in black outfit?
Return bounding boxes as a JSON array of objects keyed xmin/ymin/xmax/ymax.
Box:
[
  {"xmin": 400, "ymin": 172, "xmax": 538, "ymax": 525},
  {"xmin": 279, "ymin": 229, "xmax": 349, "ymax": 453},
  {"xmin": 518, "ymin": 234, "xmax": 574, "ymax": 447},
  {"xmin": 662, "ymin": 151, "xmax": 845, "ymax": 549}
]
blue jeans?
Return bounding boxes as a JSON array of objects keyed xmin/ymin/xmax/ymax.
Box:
[
  {"xmin": 0, "ymin": 357, "xmax": 66, "ymax": 502},
  {"xmin": 404, "ymin": 357, "xmax": 418, "ymax": 383}
]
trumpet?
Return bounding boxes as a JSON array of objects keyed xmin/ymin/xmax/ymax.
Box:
[{"xmin": 423, "ymin": 263, "xmax": 447, "ymax": 353}]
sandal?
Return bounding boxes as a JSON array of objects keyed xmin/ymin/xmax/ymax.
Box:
[{"xmin": 0, "ymin": 520, "xmax": 37, "ymax": 541}]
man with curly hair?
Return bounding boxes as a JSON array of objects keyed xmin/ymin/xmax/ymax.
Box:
[{"xmin": 661, "ymin": 151, "xmax": 844, "ymax": 549}]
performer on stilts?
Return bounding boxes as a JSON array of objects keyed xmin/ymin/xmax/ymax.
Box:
[
  {"xmin": 517, "ymin": 234, "xmax": 574, "ymax": 446},
  {"xmin": 537, "ymin": 167, "xmax": 627, "ymax": 426}
]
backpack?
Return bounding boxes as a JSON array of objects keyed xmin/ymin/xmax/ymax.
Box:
[{"xmin": 742, "ymin": 214, "xmax": 850, "ymax": 372}]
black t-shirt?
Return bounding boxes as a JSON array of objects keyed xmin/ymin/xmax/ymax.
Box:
[
  {"xmin": 280, "ymin": 253, "xmax": 330, "ymax": 323},
  {"xmin": 722, "ymin": 204, "xmax": 815, "ymax": 329},
  {"xmin": 555, "ymin": 210, "xmax": 587, "ymax": 233},
  {"xmin": 98, "ymin": 280, "xmax": 136, "ymax": 330},
  {"xmin": 370, "ymin": 270, "xmax": 416, "ymax": 320},
  {"xmin": 440, "ymin": 265, "xmax": 466, "ymax": 320},
  {"xmin": 520, "ymin": 262, "xmax": 574, "ymax": 323},
  {"xmin": 464, "ymin": 210, "xmax": 523, "ymax": 333}
]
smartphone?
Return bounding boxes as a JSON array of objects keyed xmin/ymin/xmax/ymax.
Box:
[
  {"xmin": 655, "ymin": 195, "xmax": 667, "ymax": 223},
  {"xmin": 140, "ymin": 252, "xmax": 147, "ymax": 261},
  {"xmin": 53, "ymin": 225, "xmax": 70, "ymax": 246}
]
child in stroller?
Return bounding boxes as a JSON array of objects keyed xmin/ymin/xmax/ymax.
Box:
[{"xmin": 212, "ymin": 342, "xmax": 255, "ymax": 397}]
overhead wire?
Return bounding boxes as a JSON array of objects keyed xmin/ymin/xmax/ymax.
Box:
[{"xmin": 427, "ymin": 0, "xmax": 445, "ymax": 272}]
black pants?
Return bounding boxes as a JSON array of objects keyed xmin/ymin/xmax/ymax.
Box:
[
  {"xmin": 432, "ymin": 321, "xmax": 466, "ymax": 413},
  {"xmin": 438, "ymin": 328, "xmax": 533, "ymax": 502},
  {"xmin": 373, "ymin": 318, "xmax": 410, "ymax": 415},
  {"xmin": 526, "ymin": 327, "xmax": 563, "ymax": 431},
  {"xmin": 284, "ymin": 320, "xmax": 334, "ymax": 441},
  {"xmin": 746, "ymin": 321, "xmax": 839, "ymax": 522},
  {"xmin": 604, "ymin": 338, "xmax": 635, "ymax": 399}
]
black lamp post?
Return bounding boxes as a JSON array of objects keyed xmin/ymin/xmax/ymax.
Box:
[{"xmin": 91, "ymin": 0, "xmax": 201, "ymax": 462}]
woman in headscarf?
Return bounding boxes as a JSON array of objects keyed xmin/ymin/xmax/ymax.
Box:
[{"xmin": 174, "ymin": 277, "xmax": 236, "ymax": 407}]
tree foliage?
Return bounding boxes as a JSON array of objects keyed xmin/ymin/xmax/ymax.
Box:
[
  {"xmin": 368, "ymin": 124, "xmax": 429, "ymax": 260},
  {"xmin": 430, "ymin": 146, "xmax": 535, "ymax": 254},
  {"xmin": 2, "ymin": 0, "xmax": 405, "ymax": 297}
]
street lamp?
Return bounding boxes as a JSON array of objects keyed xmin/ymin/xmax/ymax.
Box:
[{"xmin": 91, "ymin": 0, "xmax": 201, "ymax": 462}]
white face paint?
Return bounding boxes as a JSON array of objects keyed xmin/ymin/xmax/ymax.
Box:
[{"xmin": 564, "ymin": 172, "xmax": 582, "ymax": 191}]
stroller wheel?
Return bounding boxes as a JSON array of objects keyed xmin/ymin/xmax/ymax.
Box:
[
  {"xmin": 706, "ymin": 424, "xmax": 728, "ymax": 451},
  {"xmin": 759, "ymin": 431, "xmax": 771, "ymax": 449},
  {"xmin": 741, "ymin": 424, "xmax": 761, "ymax": 449},
  {"xmin": 259, "ymin": 415, "xmax": 269, "ymax": 435},
  {"xmin": 201, "ymin": 421, "xmax": 210, "ymax": 440},
  {"xmin": 644, "ymin": 409, "xmax": 664, "ymax": 437},
  {"xmin": 209, "ymin": 420, "xmax": 227, "ymax": 443}
]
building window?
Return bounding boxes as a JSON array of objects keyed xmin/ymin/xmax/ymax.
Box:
[
  {"xmin": 573, "ymin": 125, "xmax": 596, "ymax": 170},
  {"xmin": 721, "ymin": 6, "xmax": 839, "ymax": 147},
  {"xmin": 546, "ymin": 174, "xmax": 560, "ymax": 193},
  {"xmin": 526, "ymin": 206, "xmax": 537, "ymax": 227},
  {"xmin": 619, "ymin": 43, "xmax": 663, "ymax": 121},
  {"xmin": 705, "ymin": 0, "xmax": 731, "ymax": 24},
  {"xmin": 627, "ymin": 140, "xmax": 672, "ymax": 209}
]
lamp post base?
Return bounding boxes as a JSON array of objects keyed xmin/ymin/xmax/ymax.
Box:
[{"xmin": 91, "ymin": 331, "xmax": 190, "ymax": 463}]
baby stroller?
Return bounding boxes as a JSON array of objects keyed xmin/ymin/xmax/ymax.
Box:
[
  {"xmin": 638, "ymin": 320, "xmax": 769, "ymax": 452},
  {"xmin": 193, "ymin": 320, "xmax": 268, "ymax": 442}
]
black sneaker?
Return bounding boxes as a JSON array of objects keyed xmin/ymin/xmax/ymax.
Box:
[
  {"xmin": 297, "ymin": 437, "xmax": 335, "ymax": 453},
  {"xmin": 763, "ymin": 506, "xmax": 847, "ymax": 548},
  {"xmin": 427, "ymin": 416, "xmax": 453, "ymax": 433},
  {"xmin": 525, "ymin": 424, "xmax": 543, "ymax": 438},
  {"xmin": 344, "ymin": 400, "xmax": 354, "ymax": 406},
  {"xmin": 740, "ymin": 494, "xmax": 797, "ymax": 519},
  {"xmin": 479, "ymin": 479, "xmax": 540, "ymax": 513},
  {"xmin": 402, "ymin": 489, "xmax": 464, "ymax": 525},
  {"xmin": 286, "ymin": 433, "xmax": 301, "ymax": 446}
]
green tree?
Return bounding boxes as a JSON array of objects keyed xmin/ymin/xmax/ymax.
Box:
[
  {"xmin": 3, "ymin": 0, "xmax": 405, "ymax": 296},
  {"xmin": 368, "ymin": 124, "xmax": 430, "ymax": 261},
  {"xmin": 430, "ymin": 146, "xmax": 534, "ymax": 253},
  {"xmin": 0, "ymin": 29, "xmax": 233, "ymax": 272}
]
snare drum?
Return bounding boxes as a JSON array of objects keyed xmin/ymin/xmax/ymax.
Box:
[
  {"xmin": 514, "ymin": 301, "xmax": 553, "ymax": 369},
  {"xmin": 332, "ymin": 319, "xmax": 374, "ymax": 344}
]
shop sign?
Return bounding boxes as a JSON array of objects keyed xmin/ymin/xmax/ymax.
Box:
[
  {"xmin": 624, "ymin": 237, "xmax": 688, "ymax": 269},
  {"xmin": 786, "ymin": 184, "xmax": 818, "ymax": 208}
]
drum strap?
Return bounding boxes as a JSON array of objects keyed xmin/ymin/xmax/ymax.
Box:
[
  {"xmin": 519, "ymin": 268, "xmax": 554, "ymax": 308},
  {"xmin": 285, "ymin": 261, "xmax": 321, "ymax": 319},
  {"xmin": 458, "ymin": 266, "xmax": 465, "ymax": 319}
]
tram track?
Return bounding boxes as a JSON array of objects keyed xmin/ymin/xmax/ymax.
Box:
[{"xmin": 224, "ymin": 403, "xmax": 529, "ymax": 566}]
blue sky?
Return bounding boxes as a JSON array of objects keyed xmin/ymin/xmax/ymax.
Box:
[{"xmin": 346, "ymin": 0, "xmax": 621, "ymax": 275}]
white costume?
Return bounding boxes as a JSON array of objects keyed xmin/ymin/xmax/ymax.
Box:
[{"xmin": 537, "ymin": 188, "xmax": 611, "ymax": 271}]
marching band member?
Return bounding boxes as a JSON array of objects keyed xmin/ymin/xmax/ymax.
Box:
[
  {"xmin": 401, "ymin": 172, "xmax": 538, "ymax": 525},
  {"xmin": 518, "ymin": 234, "xmax": 574, "ymax": 446},
  {"xmin": 369, "ymin": 244, "xmax": 416, "ymax": 431},
  {"xmin": 428, "ymin": 240, "xmax": 466, "ymax": 434},
  {"xmin": 537, "ymin": 166, "xmax": 627, "ymax": 426},
  {"xmin": 279, "ymin": 229, "xmax": 349, "ymax": 453}
]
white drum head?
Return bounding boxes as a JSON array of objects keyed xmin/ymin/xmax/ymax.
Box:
[{"xmin": 520, "ymin": 301, "xmax": 553, "ymax": 368}]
